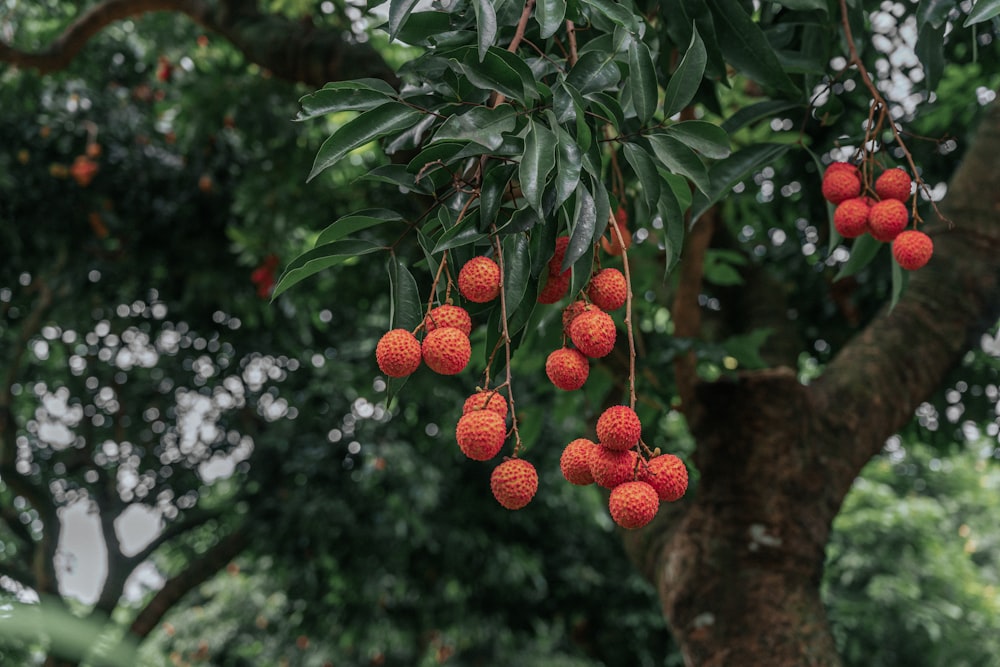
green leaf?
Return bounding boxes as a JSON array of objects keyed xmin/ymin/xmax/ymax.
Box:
[
  {"xmin": 432, "ymin": 105, "xmax": 516, "ymax": 149},
  {"xmin": 647, "ymin": 134, "xmax": 710, "ymax": 194},
  {"xmin": 433, "ymin": 216, "xmax": 487, "ymax": 252},
  {"xmin": 774, "ymin": 0, "xmax": 828, "ymax": 11},
  {"xmin": 657, "ymin": 179, "xmax": 685, "ymax": 238},
  {"xmin": 662, "ymin": 172, "xmax": 693, "ymax": 212},
  {"xmin": 358, "ymin": 165, "xmax": 430, "ymax": 194},
  {"xmin": 590, "ymin": 174, "xmax": 611, "ymax": 243},
  {"xmin": 271, "ymin": 240, "xmax": 383, "ymax": 299},
  {"xmin": 316, "ymin": 209, "xmax": 404, "ymax": 245},
  {"xmin": 964, "ymin": 0, "xmax": 1000, "ymax": 26},
  {"xmin": 395, "ymin": 12, "xmax": 459, "ymax": 46},
  {"xmin": 917, "ymin": 0, "xmax": 954, "ymax": 28},
  {"xmin": 308, "ymin": 103, "xmax": 423, "ymax": 181},
  {"xmin": 916, "ymin": 22, "xmax": 946, "ymax": 90},
  {"xmin": 721, "ymin": 100, "xmax": 801, "ymax": 133},
  {"xmin": 520, "ymin": 120, "xmax": 558, "ymax": 214},
  {"xmin": 889, "ymin": 256, "xmax": 910, "ymax": 312},
  {"xmin": 689, "ymin": 143, "xmax": 791, "ymax": 223},
  {"xmin": 480, "ymin": 163, "xmax": 517, "ymax": 230},
  {"xmin": 472, "ymin": 0, "xmax": 498, "ymax": 61},
  {"xmin": 665, "ymin": 120, "xmax": 731, "ymax": 159},
  {"xmin": 536, "ymin": 0, "xmax": 567, "ymax": 38},
  {"xmin": 661, "ymin": 0, "xmax": 728, "ymax": 81},
  {"xmin": 566, "ymin": 50, "xmax": 622, "ymax": 95},
  {"xmin": 388, "ymin": 0, "xmax": 422, "ymax": 41},
  {"xmin": 580, "ymin": 0, "xmax": 640, "ymax": 32},
  {"xmin": 554, "ymin": 127, "xmax": 583, "ymax": 208},
  {"xmin": 387, "ymin": 256, "xmax": 422, "ymax": 331},
  {"xmin": 565, "ymin": 185, "xmax": 596, "ymax": 273},
  {"xmin": 834, "ymin": 234, "xmax": 882, "ymax": 281},
  {"xmin": 711, "ymin": 0, "xmax": 801, "ymax": 97},
  {"xmin": 503, "ymin": 234, "xmax": 531, "ymax": 318},
  {"xmin": 297, "ymin": 79, "xmax": 398, "ymax": 120},
  {"xmin": 663, "ymin": 24, "xmax": 707, "ymax": 117},
  {"xmin": 627, "ymin": 39, "xmax": 658, "ymax": 124},
  {"xmin": 622, "ymin": 142, "xmax": 661, "ymax": 211},
  {"xmin": 450, "ymin": 47, "xmax": 539, "ymax": 104}
]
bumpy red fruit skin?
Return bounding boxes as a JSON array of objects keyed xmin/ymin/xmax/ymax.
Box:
[
  {"xmin": 560, "ymin": 438, "xmax": 597, "ymax": 485},
  {"xmin": 458, "ymin": 256, "xmax": 501, "ymax": 303},
  {"xmin": 570, "ymin": 310, "xmax": 617, "ymax": 358},
  {"xmin": 875, "ymin": 168, "xmax": 912, "ymax": 202},
  {"xmin": 590, "ymin": 448, "xmax": 638, "ymax": 489},
  {"xmin": 462, "ymin": 390, "xmax": 508, "ymax": 419},
  {"xmin": 375, "ymin": 329, "xmax": 422, "ymax": 378},
  {"xmin": 421, "ymin": 327, "xmax": 471, "ymax": 375},
  {"xmin": 562, "ymin": 301, "xmax": 600, "ymax": 337},
  {"xmin": 596, "ymin": 405, "xmax": 642, "ymax": 451},
  {"xmin": 423, "ymin": 304, "xmax": 472, "ymax": 336},
  {"xmin": 822, "ymin": 170, "xmax": 862, "ymax": 204},
  {"xmin": 868, "ymin": 199, "xmax": 909, "ymax": 242},
  {"xmin": 587, "ymin": 268, "xmax": 627, "ymax": 311},
  {"xmin": 639, "ymin": 454, "xmax": 689, "ymax": 502},
  {"xmin": 545, "ymin": 347, "xmax": 590, "ymax": 391},
  {"xmin": 456, "ymin": 411, "xmax": 507, "ymax": 461},
  {"xmin": 609, "ymin": 481, "xmax": 659, "ymax": 529},
  {"xmin": 537, "ymin": 271, "xmax": 571, "ymax": 304},
  {"xmin": 491, "ymin": 458, "xmax": 538, "ymax": 510},
  {"xmin": 824, "ymin": 162, "xmax": 859, "ymax": 178},
  {"xmin": 892, "ymin": 230, "xmax": 933, "ymax": 270},
  {"xmin": 548, "ymin": 235, "xmax": 572, "ymax": 274},
  {"xmin": 833, "ymin": 197, "xmax": 870, "ymax": 238}
]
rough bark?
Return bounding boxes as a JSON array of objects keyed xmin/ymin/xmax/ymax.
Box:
[{"xmin": 625, "ymin": 102, "xmax": 1000, "ymax": 666}]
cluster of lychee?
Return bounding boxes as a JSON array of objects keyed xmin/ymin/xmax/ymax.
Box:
[
  {"xmin": 823, "ymin": 162, "xmax": 933, "ymax": 270},
  {"xmin": 560, "ymin": 405, "xmax": 688, "ymax": 529}
]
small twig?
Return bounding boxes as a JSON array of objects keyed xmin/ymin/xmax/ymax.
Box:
[
  {"xmin": 566, "ymin": 20, "xmax": 579, "ymax": 66},
  {"xmin": 492, "ymin": 230, "xmax": 522, "ymax": 455},
  {"xmin": 609, "ymin": 214, "xmax": 637, "ymax": 410}
]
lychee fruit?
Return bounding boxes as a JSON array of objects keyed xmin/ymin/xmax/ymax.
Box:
[
  {"xmin": 875, "ymin": 168, "xmax": 912, "ymax": 202},
  {"xmin": 537, "ymin": 270, "xmax": 571, "ymax": 304},
  {"xmin": 868, "ymin": 199, "xmax": 909, "ymax": 242},
  {"xmin": 548, "ymin": 235, "xmax": 571, "ymax": 274},
  {"xmin": 639, "ymin": 454, "xmax": 689, "ymax": 502},
  {"xmin": 455, "ymin": 410, "xmax": 507, "ymax": 461},
  {"xmin": 833, "ymin": 197, "xmax": 870, "ymax": 238},
  {"xmin": 596, "ymin": 405, "xmax": 642, "ymax": 451},
  {"xmin": 560, "ymin": 438, "xmax": 598, "ymax": 485},
  {"xmin": 462, "ymin": 390, "xmax": 508, "ymax": 420},
  {"xmin": 601, "ymin": 223, "xmax": 632, "ymax": 256},
  {"xmin": 892, "ymin": 230, "xmax": 933, "ymax": 270},
  {"xmin": 375, "ymin": 329, "xmax": 422, "ymax": 378},
  {"xmin": 609, "ymin": 481, "xmax": 659, "ymax": 529},
  {"xmin": 545, "ymin": 347, "xmax": 590, "ymax": 391},
  {"xmin": 421, "ymin": 327, "xmax": 471, "ymax": 375},
  {"xmin": 562, "ymin": 301, "xmax": 600, "ymax": 337},
  {"xmin": 587, "ymin": 268, "xmax": 627, "ymax": 311},
  {"xmin": 458, "ymin": 256, "xmax": 501, "ymax": 303},
  {"xmin": 570, "ymin": 310, "xmax": 617, "ymax": 358},
  {"xmin": 590, "ymin": 448, "xmax": 638, "ymax": 489},
  {"xmin": 822, "ymin": 169, "xmax": 862, "ymax": 204},
  {"xmin": 424, "ymin": 304, "xmax": 472, "ymax": 336},
  {"xmin": 823, "ymin": 162, "xmax": 859, "ymax": 179},
  {"xmin": 491, "ymin": 458, "xmax": 538, "ymax": 510}
]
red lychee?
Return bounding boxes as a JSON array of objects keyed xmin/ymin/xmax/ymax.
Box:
[
  {"xmin": 424, "ymin": 304, "xmax": 472, "ymax": 336},
  {"xmin": 491, "ymin": 458, "xmax": 538, "ymax": 510},
  {"xmin": 822, "ymin": 169, "xmax": 862, "ymax": 204},
  {"xmin": 458, "ymin": 256, "xmax": 501, "ymax": 303},
  {"xmin": 545, "ymin": 347, "xmax": 590, "ymax": 391},
  {"xmin": 562, "ymin": 301, "xmax": 600, "ymax": 337},
  {"xmin": 537, "ymin": 270, "xmax": 571, "ymax": 304},
  {"xmin": 639, "ymin": 454, "xmax": 689, "ymax": 502},
  {"xmin": 892, "ymin": 230, "xmax": 933, "ymax": 270},
  {"xmin": 560, "ymin": 438, "xmax": 598, "ymax": 485},
  {"xmin": 455, "ymin": 410, "xmax": 507, "ymax": 461},
  {"xmin": 375, "ymin": 329, "xmax": 422, "ymax": 378},
  {"xmin": 601, "ymin": 222, "xmax": 632, "ymax": 256},
  {"xmin": 823, "ymin": 162, "xmax": 859, "ymax": 179},
  {"xmin": 421, "ymin": 327, "xmax": 471, "ymax": 375},
  {"xmin": 587, "ymin": 268, "xmax": 627, "ymax": 311},
  {"xmin": 548, "ymin": 235, "xmax": 571, "ymax": 274},
  {"xmin": 570, "ymin": 310, "xmax": 617, "ymax": 358},
  {"xmin": 609, "ymin": 481, "xmax": 659, "ymax": 529},
  {"xmin": 875, "ymin": 168, "xmax": 912, "ymax": 202},
  {"xmin": 868, "ymin": 199, "xmax": 909, "ymax": 242},
  {"xmin": 596, "ymin": 405, "xmax": 642, "ymax": 451},
  {"xmin": 462, "ymin": 390, "xmax": 508, "ymax": 420},
  {"xmin": 833, "ymin": 197, "xmax": 870, "ymax": 239},
  {"xmin": 590, "ymin": 448, "xmax": 638, "ymax": 489}
]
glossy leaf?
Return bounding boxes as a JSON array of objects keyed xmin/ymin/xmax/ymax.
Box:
[
  {"xmin": 520, "ymin": 120, "xmax": 558, "ymax": 214},
  {"xmin": 432, "ymin": 214, "xmax": 487, "ymax": 252},
  {"xmin": 316, "ymin": 209, "xmax": 404, "ymax": 246},
  {"xmin": 665, "ymin": 120, "xmax": 731, "ymax": 159},
  {"xmin": 622, "ymin": 142, "xmax": 661, "ymax": 211},
  {"xmin": 917, "ymin": 0, "xmax": 954, "ymax": 28},
  {"xmin": 388, "ymin": 0, "xmax": 423, "ymax": 41},
  {"xmin": 711, "ymin": 0, "xmax": 801, "ymax": 97},
  {"xmin": 472, "ymin": 0, "xmax": 498, "ymax": 61},
  {"xmin": 308, "ymin": 103, "xmax": 422, "ymax": 181},
  {"xmin": 661, "ymin": 0, "xmax": 728, "ymax": 81},
  {"xmin": 553, "ymin": 126, "xmax": 583, "ymax": 208},
  {"xmin": 565, "ymin": 185, "xmax": 596, "ymax": 273},
  {"xmin": 387, "ymin": 255, "xmax": 422, "ymax": 332},
  {"xmin": 647, "ymin": 134, "xmax": 711, "ymax": 194},
  {"xmin": 580, "ymin": 0, "xmax": 640, "ymax": 33},
  {"xmin": 964, "ymin": 0, "xmax": 1000, "ymax": 26},
  {"xmin": 627, "ymin": 39, "xmax": 658, "ymax": 124},
  {"xmin": 271, "ymin": 240, "xmax": 383, "ymax": 299},
  {"xmin": 536, "ymin": 0, "xmax": 567, "ymax": 38},
  {"xmin": 721, "ymin": 100, "xmax": 801, "ymax": 133},
  {"xmin": 480, "ymin": 163, "xmax": 517, "ymax": 230},
  {"xmin": 689, "ymin": 143, "xmax": 791, "ymax": 223},
  {"xmin": 834, "ymin": 234, "xmax": 882, "ymax": 281},
  {"xmin": 431, "ymin": 105, "xmax": 516, "ymax": 149},
  {"xmin": 566, "ymin": 50, "xmax": 621, "ymax": 95},
  {"xmin": 916, "ymin": 22, "xmax": 945, "ymax": 91},
  {"xmin": 297, "ymin": 79, "xmax": 397, "ymax": 120},
  {"xmin": 663, "ymin": 24, "xmax": 707, "ymax": 118},
  {"xmin": 774, "ymin": 0, "xmax": 828, "ymax": 11},
  {"xmin": 502, "ymin": 234, "xmax": 531, "ymax": 318}
]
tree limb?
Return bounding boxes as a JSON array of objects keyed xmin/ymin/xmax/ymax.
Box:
[{"xmin": 0, "ymin": 0, "xmax": 399, "ymax": 87}]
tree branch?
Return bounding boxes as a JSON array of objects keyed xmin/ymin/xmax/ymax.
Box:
[{"xmin": 0, "ymin": 0, "xmax": 398, "ymax": 88}]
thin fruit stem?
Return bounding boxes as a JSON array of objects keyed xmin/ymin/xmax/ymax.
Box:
[
  {"xmin": 492, "ymin": 229, "xmax": 523, "ymax": 455},
  {"xmin": 426, "ymin": 253, "xmax": 450, "ymax": 314},
  {"xmin": 609, "ymin": 213, "xmax": 637, "ymax": 410}
]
